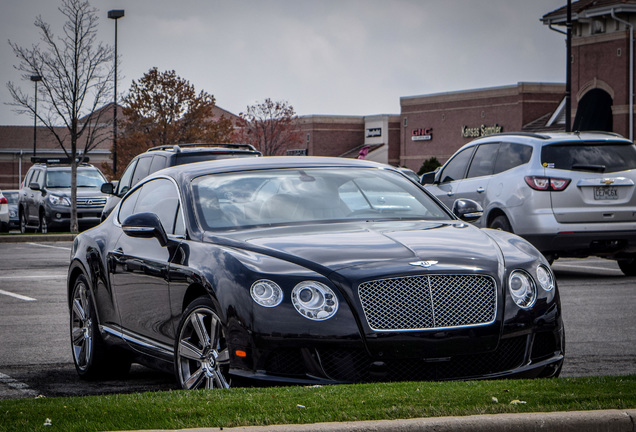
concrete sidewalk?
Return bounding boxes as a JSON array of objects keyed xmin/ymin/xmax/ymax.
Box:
[{"xmin": 131, "ymin": 410, "xmax": 636, "ymax": 432}]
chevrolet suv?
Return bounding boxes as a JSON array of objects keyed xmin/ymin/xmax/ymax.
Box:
[
  {"xmin": 422, "ymin": 131, "xmax": 636, "ymax": 275},
  {"xmin": 100, "ymin": 143, "xmax": 262, "ymax": 220},
  {"xmin": 19, "ymin": 158, "xmax": 108, "ymax": 233}
]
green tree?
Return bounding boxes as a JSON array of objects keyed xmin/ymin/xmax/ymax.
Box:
[
  {"xmin": 7, "ymin": 0, "xmax": 114, "ymax": 233},
  {"xmin": 235, "ymin": 98, "xmax": 302, "ymax": 156},
  {"xmin": 418, "ymin": 156, "xmax": 442, "ymax": 175},
  {"xmin": 107, "ymin": 67, "xmax": 234, "ymax": 177}
]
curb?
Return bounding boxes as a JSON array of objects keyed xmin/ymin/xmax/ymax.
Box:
[
  {"xmin": 0, "ymin": 234, "xmax": 76, "ymax": 243},
  {"xmin": 130, "ymin": 409, "xmax": 636, "ymax": 432}
]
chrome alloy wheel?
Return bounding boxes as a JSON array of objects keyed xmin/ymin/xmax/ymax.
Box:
[
  {"xmin": 176, "ymin": 303, "xmax": 230, "ymax": 389},
  {"xmin": 71, "ymin": 280, "xmax": 93, "ymax": 372}
]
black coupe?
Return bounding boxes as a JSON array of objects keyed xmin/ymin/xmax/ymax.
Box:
[{"xmin": 68, "ymin": 156, "xmax": 564, "ymax": 389}]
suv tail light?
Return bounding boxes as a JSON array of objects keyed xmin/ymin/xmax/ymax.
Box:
[
  {"xmin": 524, "ymin": 176, "xmax": 571, "ymax": 191},
  {"xmin": 0, "ymin": 197, "xmax": 7, "ymax": 205}
]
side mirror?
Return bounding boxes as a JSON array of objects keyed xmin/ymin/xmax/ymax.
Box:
[
  {"xmin": 101, "ymin": 182, "xmax": 114, "ymax": 194},
  {"xmin": 122, "ymin": 212, "xmax": 169, "ymax": 247},
  {"xmin": 29, "ymin": 182, "xmax": 41, "ymax": 191},
  {"xmin": 420, "ymin": 167, "xmax": 440, "ymax": 185},
  {"xmin": 452, "ymin": 199, "xmax": 483, "ymax": 223}
]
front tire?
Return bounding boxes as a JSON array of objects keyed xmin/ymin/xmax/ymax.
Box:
[
  {"xmin": 70, "ymin": 275, "xmax": 130, "ymax": 379},
  {"xmin": 174, "ymin": 297, "xmax": 231, "ymax": 390},
  {"xmin": 38, "ymin": 210, "xmax": 48, "ymax": 234},
  {"xmin": 20, "ymin": 211, "xmax": 28, "ymax": 234},
  {"xmin": 617, "ymin": 255, "xmax": 636, "ymax": 276}
]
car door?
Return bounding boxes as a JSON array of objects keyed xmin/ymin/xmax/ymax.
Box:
[
  {"xmin": 108, "ymin": 178, "xmax": 183, "ymax": 350},
  {"xmin": 452, "ymin": 143, "xmax": 500, "ymax": 226},
  {"xmin": 26, "ymin": 169, "xmax": 44, "ymax": 224},
  {"xmin": 424, "ymin": 146, "xmax": 475, "ymax": 209}
]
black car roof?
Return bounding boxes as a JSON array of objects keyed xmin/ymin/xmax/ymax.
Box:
[{"xmin": 150, "ymin": 156, "xmax": 392, "ymax": 182}]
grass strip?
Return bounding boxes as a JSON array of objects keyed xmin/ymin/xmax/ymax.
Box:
[{"xmin": 1, "ymin": 375, "xmax": 635, "ymax": 432}]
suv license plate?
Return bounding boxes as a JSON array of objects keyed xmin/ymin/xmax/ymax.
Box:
[{"xmin": 594, "ymin": 186, "xmax": 618, "ymax": 200}]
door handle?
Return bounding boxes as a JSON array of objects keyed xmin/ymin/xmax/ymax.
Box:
[{"xmin": 477, "ymin": 187, "xmax": 485, "ymax": 193}]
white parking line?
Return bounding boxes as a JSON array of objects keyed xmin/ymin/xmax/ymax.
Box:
[
  {"xmin": 27, "ymin": 242, "xmax": 72, "ymax": 251},
  {"xmin": 0, "ymin": 372, "xmax": 39, "ymax": 397},
  {"xmin": 0, "ymin": 289, "xmax": 36, "ymax": 301},
  {"xmin": 553, "ymin": 262, "xmax": 622, "ymax": 274}
]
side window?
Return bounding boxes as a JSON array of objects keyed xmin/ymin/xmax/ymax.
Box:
[
  {"xmin": 439, "ymin": 147, "xmax": 475, "ymax": 183},
  {"xmin": 130, "ymin": 179, "xmax": 181, "ymax": 235},
  {"xmin": 117, "ymin": 159, "xmax": 138, "ymax": 197},
  {"xmin": 149, "ymin": 155, "xmax": 168, "ymax": 174},
  {"xmin": 131, "ymin": 156, "xmax": 153, "ymax": 187},
  {"xmin": 466, "ymin": 143, "xmax": 500, "ymax": 178},
  {"xmin": 32, "ymin": 169, "xmax": 43, "ymax": 187},
  {"xmin": 493, "ymin": 143, "xmax": 533, "ymax": 174},
  {"xmin": 23, "ymin": 169, "xmax": 34, "ymax": 188},
  {"xmin": 118, "ymin": 186, "xmax": 142, "ymax": 224}
]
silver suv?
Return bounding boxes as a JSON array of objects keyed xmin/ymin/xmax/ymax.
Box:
[{"xmin": 422, "ymin": 131, "xmax": 636, "ymax": 275}]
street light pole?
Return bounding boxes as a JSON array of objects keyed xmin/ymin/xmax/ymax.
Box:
[
  {"xmin": 108, "ymin": 9, "xmax": 125, "ymax": 175},
  {"xmin": 30, "ymin": 75, "xmax": 42, "ymax": 157}
]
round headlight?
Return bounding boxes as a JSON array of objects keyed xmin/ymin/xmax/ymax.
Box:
[
  {"xmin": 250, "ymin": 279, "xmax": 283, "ymax": 307},
  {"xmin": 292, "ymin": 281, "xmax": 338, "ymax": 321},
  {"xmin": 536, "ymin": 265, "xmax": 555, "ymax": 291},
  {"xmin": 508, "ymin": 270, "xmax": 536, "ymax": 309}
]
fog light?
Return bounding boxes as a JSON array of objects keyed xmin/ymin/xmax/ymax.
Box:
[{"xmin": 55, "ymin": 213, "xmax": 62, "ymax": 219}]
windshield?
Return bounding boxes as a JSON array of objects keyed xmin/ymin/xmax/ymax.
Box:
[
  {"xmin": 192, "ymin": 167, "xmax": 450, "ymax": 230},
  {"xmin": 541, "ymin": 142, "xmax": 636, "ymax": 173},
  {"xmin": 46, "ymin": 168, "xmax": 107, "ymax": 188}
]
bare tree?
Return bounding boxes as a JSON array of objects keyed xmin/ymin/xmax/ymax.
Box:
[
  {"xmin": 6, "ymin": 0, "xmax": 114, "ymax": 233},
  {"xmin": 235, "ymin": 98, "xmax": 302, "ymax": 156}
]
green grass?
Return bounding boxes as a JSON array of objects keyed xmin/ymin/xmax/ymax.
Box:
[{"xmin": 1, "ymin": 376, "xmax": 635, "ymax": 432}]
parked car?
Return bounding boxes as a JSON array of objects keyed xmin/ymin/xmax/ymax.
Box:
[
  {"xmin": 0, "ymin": 190, "xmax": 9, "ymax": 232},
  {"xmin": 68, "ymin": 156, "xmax": 564, "ymax": 390},
  {"xmin": 421, "ymin": 131, "xmax": 636, "ymax": 275},
  {"xmin": 100, "ymin": 143, "xmax": 262, "ymax": 220},
  {"xmin": 3, "ymin": 190, "xmax": 20, "ymax": 230},
  {"xmin": 19, "ymin": 158, "xmax": 108, "ymax": 233}
]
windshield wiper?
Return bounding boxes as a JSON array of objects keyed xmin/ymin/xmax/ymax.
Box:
[{"xmin": 571, "ymin": 164, "xmax": 606, "ymax": 173}]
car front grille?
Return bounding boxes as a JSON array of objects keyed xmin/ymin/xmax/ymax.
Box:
[
  {"xmin": 358, "ymin": 274, "xmax": 497, "ymax": 331},
  {"xmin": 76, "ymin": 197, "xmax": 107, "ymax": 208}
]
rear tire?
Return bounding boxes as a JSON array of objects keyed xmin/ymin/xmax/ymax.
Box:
[
  {"xmin": 617, "ymin": 256, "xmax": 636, "ymax": 276},
  {"xmin": 20, "ymin": 211, "xmax": 28, "ymax": 234},
  {"xmin": 489, "ymin": 214, "xmax": 513, "ymax": 233},
  {"xmin": 70, "ymin": 275, "xmax": 130, "ymax": 379}
]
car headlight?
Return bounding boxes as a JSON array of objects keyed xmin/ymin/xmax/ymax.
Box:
[
  {"xmin": 536, "ymin": 265, "xmax": 555, "ymax": 291},
  {"xmin": 250, "ymin": 279, "xmax": 283, "ymax": 307},
  {"xmin": 292, "ymin": 281, "xmax": 338, "ymax": 321},
  {"xmin": 48, "ymin": 194, "xmax": 71, "ymax": 206},
  {"xmin": 508, "ymin": 270, "xmax": 536, "ymax": 309}
]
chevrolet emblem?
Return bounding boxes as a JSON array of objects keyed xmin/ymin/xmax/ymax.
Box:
[{"xmin": 601, "ymin": 178, "xmax": 615, "ymax": 185}]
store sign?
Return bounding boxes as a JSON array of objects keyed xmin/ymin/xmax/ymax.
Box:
[
  {"xmin": 366, "ymin": 127, "xmax": 382, "ymax": 138},
  {"xmin": 286, "ymin": 149, "xmax": 307, "ymax": 156},
  {"xmin": 412, "ymin": 127, "xmax": 433, "ymax": 141},
  {"xmin": 461, "ymin": 124, "xmax": 503, "ymax": 138}
]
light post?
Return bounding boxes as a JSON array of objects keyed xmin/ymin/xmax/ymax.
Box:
[
  {"xmin": 30, "ymin": 75, "xmax": 42, "ymax": 157},
  {"xmin": 108, "ymin": 9, "xmax": 124, "ymax": 175}
]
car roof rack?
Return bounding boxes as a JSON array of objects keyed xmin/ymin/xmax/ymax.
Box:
[
  {"xmin": 31, "ymin": 156, "xmax": 90, "ymax": 164},
  {"xmin": 475, "ymin": 132, "xmax": 552, "ymax": 140},
  {"xmin": 147, "ymin": 143, "xmax": 259, "ymax": 153}
]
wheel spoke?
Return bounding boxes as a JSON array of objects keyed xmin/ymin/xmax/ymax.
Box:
[
  {"xmin": 208, "ymin": 315, "xmax": 219, "ymax": 347},
  {"xmin": 212, "ymin": 369, "xmax": 230, "ymax": 389},
  {"xmin": 179, "ymin": 339, "xmax": 203, "ymax": 361},
  {"xmin": 191, "ymin": 312, "xmax": 210, "ymax": 345},
  {"xmin": 72, "ymin": 327, "xmax": 85, "ymax": 345},
  {"xmin": 72, "ymin": 299, "xmax": 86, "ymax": 322},
  {"xmin": 216, "ymin": 347, "xmax": 230, "ymax": 364},
  {"xmin": 184, "ymin": 366, "xmax": 205, "ymax": 389}
]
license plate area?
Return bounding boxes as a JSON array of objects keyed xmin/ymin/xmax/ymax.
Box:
[{"xmin": 594, "ymin": 186, "xmax": 618, "ymax": 200}]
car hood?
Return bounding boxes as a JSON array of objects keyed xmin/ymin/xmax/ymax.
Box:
[
  {"xmin": 214, "ymin": 221, "xmax": 503, "ymax": 276},
  {"xmin": 47, "ymin": 187, "xmax": 106, "ymax": 197}
]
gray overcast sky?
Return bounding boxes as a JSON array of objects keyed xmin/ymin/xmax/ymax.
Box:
[{"xmin": 1, "ymin": 0, "xmax": 566, "ymax": 126}]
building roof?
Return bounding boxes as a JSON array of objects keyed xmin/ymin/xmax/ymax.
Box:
[{"xmin": 542, "ymin": 0, "xmax": 636, "ymax": 24}]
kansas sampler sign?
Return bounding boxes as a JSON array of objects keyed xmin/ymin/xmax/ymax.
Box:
[{"xmin": 462, "ymin": 124, "xmax": 503, "ymax": 138}]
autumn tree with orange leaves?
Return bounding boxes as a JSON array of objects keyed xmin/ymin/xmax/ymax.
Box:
[
  {"xmin": 104, "ymin": 68, "xmax": 234, "ymax": 177},
  {"xmin": 234, "ymin": 98, "xmax": 302, "ymax": 156}
]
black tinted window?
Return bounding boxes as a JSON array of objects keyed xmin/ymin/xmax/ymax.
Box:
[
  {"xmin": 494, "ymin": 143, "xmax": 532, "ymax": 174},
  {"xmin": 439, "ymin": 147, "xmax": 474, "ymax": 183},
  {"xmin": 117, "ymin": 159, "xmax": 138, "ymax": 196},
  {"xmin": 467, "ymin": 143, "xmax": 499, "ymax": 178},
  {"xmin": 541, "ymin": 142, "xmax": 636, "ymax": 173},
  {"xmin": 149, "ymin": 155, "xmax": 168, "ymax": 173},
  {"xmin": 131, "ymin": 179, "xmax": 180, "ymax": 234},
  {"xmin": 131, "ymin": 156, "xmax": 153, "ymax": 186}
]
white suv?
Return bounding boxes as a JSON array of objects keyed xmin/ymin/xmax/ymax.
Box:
[{"xmin": 422, "ymin": 131, "xmax": 636, "ymax": 275}]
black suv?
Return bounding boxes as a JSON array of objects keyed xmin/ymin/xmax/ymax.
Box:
[
  {"xmin": 19, "ymin": 158, "xmax": 109, "ymax": 233},
  {"xmin": 100, "ymin": 143, "xmax": 262, "ymax": 220}
]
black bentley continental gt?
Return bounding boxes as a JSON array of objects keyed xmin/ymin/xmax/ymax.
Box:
[{"xmin": 68, "ymin": 156, "xmax": 564, "ymax": 389}]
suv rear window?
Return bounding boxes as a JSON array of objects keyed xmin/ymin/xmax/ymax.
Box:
[{"xmin": 541, "ymin": 142, "xmax": 636, "ymax": 173}]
